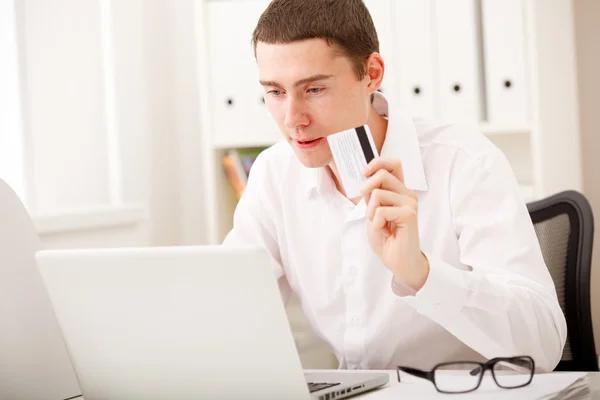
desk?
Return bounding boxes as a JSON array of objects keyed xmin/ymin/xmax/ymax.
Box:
[
  {"xmin": 71, "ymin": 370, "xmax": 600, "ymax": 399},
  {"xmin": 353, "ymin": 370, "xmax": 600, "ymax": 399}
]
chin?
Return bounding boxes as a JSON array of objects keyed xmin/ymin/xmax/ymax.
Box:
[
  {"xmin": 295, "ymin": 152, "xmax": 332, "ymax": 169},
  {"xmin": 287, "ymin": 140, "xmax": 332, "ymax": 169}
]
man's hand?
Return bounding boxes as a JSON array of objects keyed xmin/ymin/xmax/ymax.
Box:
[{"xmin": 361, "ymin": 158, "xmax": 429, "ymax": 291}]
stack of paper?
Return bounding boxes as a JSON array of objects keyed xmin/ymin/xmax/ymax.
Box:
[{"xmin": 538, "ymin": 375, "xmax": 590, "ymax": 400}]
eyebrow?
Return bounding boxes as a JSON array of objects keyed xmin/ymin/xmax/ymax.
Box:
[{"xmin": 259, "ymin": 74, "xmax": 334, "ymax": 88}]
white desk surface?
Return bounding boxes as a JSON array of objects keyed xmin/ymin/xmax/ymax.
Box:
[{"xmin": 72, "ymin": 369, "xmax": 600, "ymax": 399}]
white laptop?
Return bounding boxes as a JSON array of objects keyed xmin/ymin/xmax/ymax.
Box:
[{"xmin": 35, "ymin": 245, "xmax": 388, "ymax": 400}]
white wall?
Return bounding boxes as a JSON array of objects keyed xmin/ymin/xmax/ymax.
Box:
[
  {"xmin": 7, "ymin": 0, "xmax": 205, "ymax": 248},
  {"xmin": 573, "ymin": 0, "xmax": 600, "ymax": 358},
  {"xmin": 0, "ymin": 0, "xmax": 28, "ymax": 202},
  {"xmin": 171, "ymin": 0, "xmax": 207, "ymax": 246},
  {"xmin": 20, "ymin": 0, "xmax": 112, "ymax": 212},
  {"xmin": 143, "ymin": 0, "xmax": 206, "ymax": 246}
]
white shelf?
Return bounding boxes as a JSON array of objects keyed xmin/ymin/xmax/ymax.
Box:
[
  {"xmin": 213, "ymin": 137, "xmax": 280, "ymax": 150},
  {"xmin": 212, "ymin": 123, "xmax": 531, "ymax": 150},
  {"xmin": 479, "ymin": 122, "xmax": 532, "ymax": 136}
]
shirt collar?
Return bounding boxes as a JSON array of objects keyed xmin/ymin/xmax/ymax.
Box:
[{"xmin": 305, "ymin": 91, "xmax": 429, "ymax": 198}]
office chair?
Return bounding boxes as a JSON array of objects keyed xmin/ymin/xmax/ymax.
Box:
[
  {"xmin": 527, "ymin": 190, "xmax": 599, "ymax": 372},
  {"xmin": 0, "ymin": 178, "xmax": 81, "ymax": 399}
]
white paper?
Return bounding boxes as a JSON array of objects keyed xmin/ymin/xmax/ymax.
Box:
[
  {"xmin": 327, "ymin": 125, "xmax": 379, "ymax": 198},
  {"xmin": 360, "ymin": 371, "xmax": 588, "ymax": 400}
]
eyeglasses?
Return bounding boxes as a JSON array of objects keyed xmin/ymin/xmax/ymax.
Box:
[{"xmin": 397, "ymin": 356, "xmax": 535, "ymax": 394}]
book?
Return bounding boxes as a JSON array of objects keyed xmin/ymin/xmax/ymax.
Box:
[{"xmin": 222, "ymin": 147, "xmax": 266, "ymax": 200}]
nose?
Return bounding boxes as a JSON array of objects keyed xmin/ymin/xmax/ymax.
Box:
[{"xmin": 283, "ymin": 97, "xmax": 309, "ymax": 130}]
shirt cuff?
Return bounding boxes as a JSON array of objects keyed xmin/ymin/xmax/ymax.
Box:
[
  {"xmin": 401, "ymin": 252, "xmax": 470, "ymax": 315},
  {"xmin": 391, "ymin": 276, "xmax": 417, "ymax": 297}
]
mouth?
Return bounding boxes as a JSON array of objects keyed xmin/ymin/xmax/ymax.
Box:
[
  {"xmin": 296, "ymin": 138, "xmax": 319, "ymax": 144},
  {"xmin": 293, "ymin": 137, "xmax": 323, "ymax": 149}
]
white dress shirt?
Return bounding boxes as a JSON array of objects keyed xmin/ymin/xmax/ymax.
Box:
[{"xmin": 223, "ymin": 92, "xmax": 567, "ymax": 372}]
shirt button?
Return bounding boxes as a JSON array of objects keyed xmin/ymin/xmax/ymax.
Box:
[{"xmin": 352, "ymin": 316, "xmax": 360, "ymax": 325}]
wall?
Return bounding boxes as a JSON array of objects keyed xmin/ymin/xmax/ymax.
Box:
[
  {"xmin": 9, "ymin": 0, "xmax": 205, "ymax": 248},
  {"xmin": 145, "ymin": 0, "xmax": 206, "ymax": 246},
  {"xmin": 572, "ymin": 0, "xmax": 600, "ymax": 356},
  {"xmin": 0, "ymin": 0, "xmax": 28, "ymax": 201}
]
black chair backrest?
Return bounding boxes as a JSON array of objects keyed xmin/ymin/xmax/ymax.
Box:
[{"xmin": 527, "ymin": 190, "xmax": 598, "ymax": 371}]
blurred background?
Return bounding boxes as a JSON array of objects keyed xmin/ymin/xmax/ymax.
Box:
[{"xmin": 0, "ymin": 0, "xmax": 599, "ymax": 366}]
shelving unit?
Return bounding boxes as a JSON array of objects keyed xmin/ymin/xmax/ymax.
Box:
[{"xmin": 195, "ymin": 0, "xmax": 583, "ymax": 245}]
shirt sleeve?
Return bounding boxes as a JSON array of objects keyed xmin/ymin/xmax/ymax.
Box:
[
  {"xmin": 400, "ymin": 148, "xmax": 567, "ymax": 372},
  {"xmin": 222, "ymin": 154, "xmax": 291, "ymax": 304}
]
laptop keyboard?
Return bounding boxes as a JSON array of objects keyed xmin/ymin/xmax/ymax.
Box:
[{"xmin": 307, "ymin": 382, "xmax": 341, "ymax": 393}]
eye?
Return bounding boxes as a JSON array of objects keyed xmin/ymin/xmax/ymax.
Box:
[
  {"xmin": 268, "ymin": 90, "xmax": 282, "ymax": 97},
  {"xmin": 308, "ymin": 88, "xmax": 323, "ymax": 94}
]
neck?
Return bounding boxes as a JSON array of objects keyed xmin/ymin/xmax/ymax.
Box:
[{"xmin": 329, "ymin": 105, "xmax": 388, "ymax": 201}]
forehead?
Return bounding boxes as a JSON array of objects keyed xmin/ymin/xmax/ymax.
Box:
[{"xmin": 255, "ymin": 39, "xmax": 350, "ymax": 81}]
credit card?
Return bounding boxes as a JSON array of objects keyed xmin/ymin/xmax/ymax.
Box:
[{"xmin": 327, "ymin": 125, "xmax": 379, "ymax": 198}]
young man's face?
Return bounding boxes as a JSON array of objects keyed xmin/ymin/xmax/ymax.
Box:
[{"xmin": 256, "ymin": 38, "xmax": 373, "ymax": 168}]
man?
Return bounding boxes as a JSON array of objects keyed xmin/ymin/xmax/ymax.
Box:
[{"xmin": 223, "ymin": 0, "xmax": 566, "ymax": 372}]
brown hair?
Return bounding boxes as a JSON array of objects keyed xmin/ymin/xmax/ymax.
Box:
[{"xmin": 252, "ymin": 0, "xmax": 379, "ymax": 80}]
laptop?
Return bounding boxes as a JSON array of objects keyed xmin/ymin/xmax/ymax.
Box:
[
  {"xmin": 0, "ymin": 178, "xmax": 81, "ymax": 400},
  {"xmin": 35, "ymin": 245, "xmax": 389, "ymax": 400}
]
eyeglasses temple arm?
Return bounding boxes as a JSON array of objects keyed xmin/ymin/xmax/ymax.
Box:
[{"xmin": 397, "ymin": 366, "xmax": 432, "ymax": 382}]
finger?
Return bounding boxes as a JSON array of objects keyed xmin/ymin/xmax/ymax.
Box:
[
  {"xmin": 371, "ymin": 205, "xmax": 417, "ymax": 230},
  {"xmin": 361, "ymin": 170, "xmax": 403, "ymax": 203},
  {"xmin": 360, "ymin": 169, "xmax": 417, "ymax": 204},
  {"xmin": 366, "ymin": 189, "xmax": 417, "ymax": 221},
  {"xmin": 364, "ymin": 157, "xmax": 404, "ymax": 182}
]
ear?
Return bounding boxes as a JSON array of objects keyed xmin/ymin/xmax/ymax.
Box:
[{"xmin": 365, "ymin": 52, "xmax": 385, "ymax": 95}]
